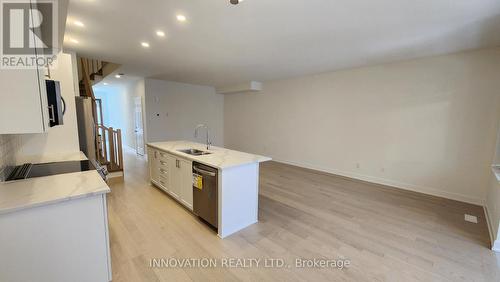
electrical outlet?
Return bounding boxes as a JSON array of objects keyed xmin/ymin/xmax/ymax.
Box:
[
  {"xmin": 464, "ymin": 214, "xmax": 478, "ymax": 224},
  {"xmin": 356, "ymin": 163, "xmax": 360, "ymax": 169}
]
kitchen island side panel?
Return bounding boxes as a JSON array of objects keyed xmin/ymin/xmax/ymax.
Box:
[{"xmin": 218, "ymin": 162, "xmax": 259, "ymax": 238}]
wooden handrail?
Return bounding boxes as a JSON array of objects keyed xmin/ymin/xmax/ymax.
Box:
[{"xmin": 80, "ymin": 58, "xmax": 98, "ymax": 121}]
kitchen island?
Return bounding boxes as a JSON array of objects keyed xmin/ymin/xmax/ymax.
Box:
[{"xmin": 147, "ymin": 141, "xmax": 271, "ymax": 238}]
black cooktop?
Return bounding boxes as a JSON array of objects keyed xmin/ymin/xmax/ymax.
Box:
[{"xmin": 6, "ymin": 160, "xmax": 96, "ymax": 181}]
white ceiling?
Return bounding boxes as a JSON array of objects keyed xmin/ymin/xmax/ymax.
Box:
[{"xmin": 65, "ymin": 0, "xmax": 500, "ymax": 87}]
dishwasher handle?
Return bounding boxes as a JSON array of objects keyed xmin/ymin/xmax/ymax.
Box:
[{"xmin": 193, "ymin": 166, "xmax": 216, "ymax": 177}]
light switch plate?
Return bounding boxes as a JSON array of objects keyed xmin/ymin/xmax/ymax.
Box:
[{"xmin": 464, "ymin": 214, "xmax": 478, "ymax": 223}]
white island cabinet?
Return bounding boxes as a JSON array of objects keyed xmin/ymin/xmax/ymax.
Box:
[
  {"xmin": 147, "ymin": 141, "xmax": 271, "ymax": 238},
  {"xmin": 148, "ymin": 147, "xmax": 193, "ymax": 210}
]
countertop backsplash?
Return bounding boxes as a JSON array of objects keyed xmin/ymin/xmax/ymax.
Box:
[{"xmin": 0, "ymin": 135, "xmax": 19, "ymax": 178}]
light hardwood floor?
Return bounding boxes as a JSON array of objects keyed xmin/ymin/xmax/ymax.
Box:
[{"xmin": 108, "ymin": 149, "xmax": 500, "ymax": 281}]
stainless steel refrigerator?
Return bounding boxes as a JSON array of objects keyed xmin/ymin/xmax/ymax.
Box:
[{"xmin": 75, "ymin": 97, "xmax": 96, "ymax": 162}]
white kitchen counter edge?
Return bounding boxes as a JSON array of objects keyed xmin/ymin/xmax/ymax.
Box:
[
  {"xmin": 147, "ymin": 141, "xmax": 271, "ymax": 169},
  {"xmin": 0, "ymin": 170, "xmax": 110, "ymax": 215},
  {"xmin": 493, "ymin": 166, "xmax": 500, "ymax": 183}
]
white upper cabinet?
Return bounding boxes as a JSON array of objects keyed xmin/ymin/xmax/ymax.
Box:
[
  {"xmin": 0, "ymin": 66, "xmax": 49, "ymax": 134},
  {"xmin": 0, "ymin": 1, "xmax": 50, "ymax": 134}
]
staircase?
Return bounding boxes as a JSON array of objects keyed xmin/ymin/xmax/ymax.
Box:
[{"xmin": 78, "ymin": 57, "xmax": 124, "ymax": 173}]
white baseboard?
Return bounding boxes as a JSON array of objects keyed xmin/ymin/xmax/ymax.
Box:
[
  {"xmin": 124, "ymin": 145, "xmax": 136, "ymax": 152},
  {"xmin": 272, "ymin": 158, "xmax": 484, "ymax": 206},
  {"xmin": 484, "ymin": 205, "xmax": 496, "ymax": 250},
  {"xmin": 106, "ymin": 170, "xmax": 124, "ymax": 180},
  {"xmin": 124, "ymin": 145, "xmax": 146, "ymax": 156},
  {"xmin": 493, "ymin": 240, "xmax": 500, "ymax": 252}
]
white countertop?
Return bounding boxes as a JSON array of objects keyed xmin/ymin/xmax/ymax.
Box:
[
  {"xmin": 15, "ymin": 151, "xmax": 88, "ymax": 164},
  {"xmin": 0, "ymin": 151, "xmax": 109, "ymax": 215},
  {"xmin": 147, "ymin": 141, "xmax": 271, "ymax": 169},
  {"xmin": 0, "ymin": 170, "xmax": 110, "ymax": 215}
]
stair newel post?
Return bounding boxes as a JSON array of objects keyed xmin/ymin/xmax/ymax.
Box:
[
  {"xmin": 116, "ymin": 129, "xmax": 123, "ymax": 170},
  {"xmin": 102, "ymin": 126, "xmax": 108, "ymax": 164},
  {"xmin": 108, "ymin": 127, "xmax": 116, "ymax": 171}
]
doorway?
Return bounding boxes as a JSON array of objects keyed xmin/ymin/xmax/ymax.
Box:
[{"xmin": 134, "ymin": 96, "xmax": 145, "ymax": 156}]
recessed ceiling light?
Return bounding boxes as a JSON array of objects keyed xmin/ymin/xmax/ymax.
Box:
[
  {"xmin": 115, "ymin": 74, "xmax": 121, "ymax": 78},
  {"xmin": 70, "ymin": 38, "xmax": 79, "ymax": 44},
  {"xmin": 176, "ymin": 14, "xmax": 186, "ymax": 22},
  {"xmin": 141, "ymin": 42, "xmax": 150, "ymax": 48},
  {"xmin": 156, "ymin": 30, "xmax": 165, "ymax": 37},
  {"xmin": 103, "ymin": 82, "xmax": 108, "ymax": 85},
  {"xmin": 74, "ymin": 20, "xmax": 84, "ymax": 27}
]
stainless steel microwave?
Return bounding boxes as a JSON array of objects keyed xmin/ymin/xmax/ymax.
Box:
[{"xmin": 45, "ymin": 80, "xmax": 65, "ymax": 127}]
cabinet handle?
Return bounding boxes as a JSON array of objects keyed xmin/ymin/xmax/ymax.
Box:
[
  {"xmin": 160, "ymin": 161, "xmax": 167, "ymax": 165},
  {"xmin": 48, "ymin": 105, "xmax": 55, "ymax": 122},
  {"xmin": 45, "ymin": 65, "xmax": 51, "ymax": 79}
]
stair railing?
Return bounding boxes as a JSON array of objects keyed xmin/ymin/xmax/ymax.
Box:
[
  {"xmin": 95, "ymin": 124, "xmax": 124, "ymax": 172},
  {"xmin": 80, "ymin": 57, "xmax": 124, "ymax": 172}
]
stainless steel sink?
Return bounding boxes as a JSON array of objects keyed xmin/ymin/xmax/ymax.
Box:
[{"xmin": 177, "ymin": 148, "xmax": 212, "ymax": 156}]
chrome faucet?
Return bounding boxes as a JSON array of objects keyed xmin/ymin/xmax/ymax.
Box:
[{"xmin": 194, "ymin": 124, "xmax": 212, "ymax": 150}]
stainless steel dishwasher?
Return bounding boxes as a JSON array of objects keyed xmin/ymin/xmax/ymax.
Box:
[{"xmin": 192, "ymin": 162, "xmax": 218, "ymax": 229}]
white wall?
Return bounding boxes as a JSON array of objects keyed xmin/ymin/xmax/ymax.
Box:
[
  {"xmin": 225, "ymin": 48, "xmax": 500, "ymax": 205},
  {"xmin": 494, "ymin": 125, "xmax": 500, "ymax": 166},
  {"xmin": 15, "ymin": 52, "xmax": 81, "ymax": 162},
  {"xmin": 93, "ymin": 78, "xmax": 145, "ymax": 151},
  {"xmin": 0, "ymin": 135, "xmax": 19, "ymax": 174},
  {"xmin": 144, "ymin": 79, "xmax": 224, "ymax": 146},
  {"xmin": 487, "ymin": 172, "xmax": 500, "ymax": 250},
  {"xmin": 94, "ymin": 85, "xmax": 128, "ymax": 146}
]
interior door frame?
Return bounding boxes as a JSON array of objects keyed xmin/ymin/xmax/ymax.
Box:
[{"xmin": 134, "ymin": 96, "xmax": 145, "ymax": 156}]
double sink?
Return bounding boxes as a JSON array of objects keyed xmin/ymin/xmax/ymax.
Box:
[{"xmin": 177, "ymin": 148, "xmax": 212, "ymax": 156}]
